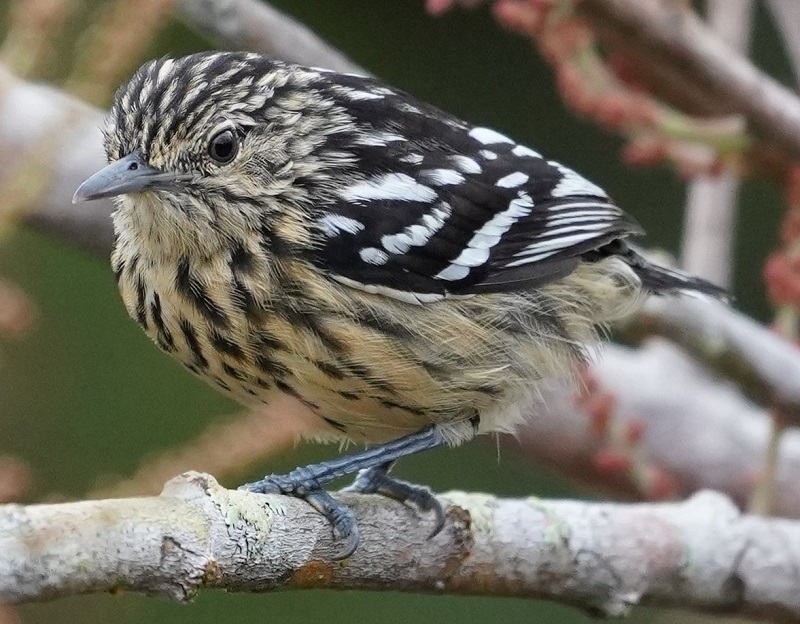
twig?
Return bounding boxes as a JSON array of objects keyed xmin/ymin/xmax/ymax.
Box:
[
  {"xmin": 575, "ymin": 0, "xmax": 800, "ymax": 161},
  {"xmin": 176, "ymin": 0, "xmax": 366, "ymax": 74},
  {"xmin": 624, "ymin": 297, "xmax": 800, "ymax": 426},
  {"xmin": 767, "ymin": 0, "xmax": 800, "ymax": 86},
  {"xmin": 0, "ymin": 65, "xmax": 114, "ymax": 253},
  {"xmin": 681, "ymin": 172, "xmax": 739, "ymax": 287},
  {"xmin": 2, "ymin": 472, "xmax": 800, "ymax": 622},
  {"xmin": 679, "ymin": 0, "xmax": 751, "ymax": 287},
  {"xmin": 512, "ymin": 340, "xmax": 800, "ymax": 517}
]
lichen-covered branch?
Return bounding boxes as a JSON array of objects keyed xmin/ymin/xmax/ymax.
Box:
[{"xmin": 1, "ymin": 472, "xmax": 799, "ymax": 622}]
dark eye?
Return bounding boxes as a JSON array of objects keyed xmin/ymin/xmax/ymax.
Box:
[{"xmin": 208, "ymin": 128, "xmax": 238, "ymax": 165}]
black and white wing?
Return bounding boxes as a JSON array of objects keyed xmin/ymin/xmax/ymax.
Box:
[{"xmin": 307, "ymin": 72, "xmax": 642, "ymax": 304}]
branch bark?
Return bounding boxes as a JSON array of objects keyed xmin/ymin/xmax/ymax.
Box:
[
  {"xmin": 575, "ymin": 0, "xmax": 800, "ymax": 162},
  {"xmin": 2, "ymin": 472, "xmax": 800, "ymax": 622}
]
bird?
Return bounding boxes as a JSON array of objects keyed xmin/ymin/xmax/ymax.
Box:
[{"xmin": 73, "ymin": 51, "xmax": 724, "ymax": 558}]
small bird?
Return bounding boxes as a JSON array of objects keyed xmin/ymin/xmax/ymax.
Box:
[{"xmin": 74, "ymin": 51, "xmax": 723, "ymax": 557}]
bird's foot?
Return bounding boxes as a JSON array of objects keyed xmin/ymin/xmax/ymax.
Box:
[
  {"xmin": 241, "ymin": 471, "xmax": 360, "ymax": 559},
  {"xmin": 240, "ymin": 425, "xmax": 445, "ymax": 558},
  {"xmin": 342, "ymin": 464, "xmax": 445, "ymax": 538}
]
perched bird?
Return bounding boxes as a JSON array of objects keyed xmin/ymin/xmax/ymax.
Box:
[{"xmin": 74, "ymin": 51, "xmax": 723, "ymax": 557}]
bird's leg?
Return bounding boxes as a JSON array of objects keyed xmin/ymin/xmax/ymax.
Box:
[{"xmin": 241, "ymin": 424, "xmax": 445, "ymax": 559}]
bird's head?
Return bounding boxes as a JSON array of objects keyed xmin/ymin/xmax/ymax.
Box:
[{"xmin": 74, "ymin": 51, "xmax": 352, "ymax": 256}]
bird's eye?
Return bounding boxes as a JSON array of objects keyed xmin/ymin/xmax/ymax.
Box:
[{"xmin": 208, "ymin": 128, "xmax": 238, "ymax": 165}]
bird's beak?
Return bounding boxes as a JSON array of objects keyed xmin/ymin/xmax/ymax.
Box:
[{"xmin": 72, "ymin": 149, "xmax": 177, "ymax": 203}]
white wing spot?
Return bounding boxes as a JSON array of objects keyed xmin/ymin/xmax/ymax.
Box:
[
  {"xmin": 546, "ymin": 213, "xmax": 617, "ymax": 227},
  {"xmin": 421, "ymin": 169, "xmax": 465, "ymax": 186},
  {"xmin": 359, "ymin": 247, "xmax": 390, "ymax": 265},
  {"xmin": 479, "ymin": 150, "xmax": 498, "ymax": 160},
  {"xmin": 340, "ymin": 173, "xmax": 437, "ymax": 203},
  {"xmin": 506, "ymin": 232, "xmax": 600, "ymax": 266},
  {"xmin": 381, "ymin": 202, "xmax": 451, "ymax": 254},
  {"xmin": 512, "ymin": 145, "xmax": 542, "ymax": 158},
  {"xmin": 406, "ymin": 224, "xmax": 433, "ymax": 245},
  {"xmin": 399, "ymin": 153, "xmax": 424, "ymax": 165},
  {"xmin": 319, "ymin": 214, "xmax": 365, "ymax": 237},
  {"xmin": 496, "ymin": 172, "xmax": 529, "ymax": 188},
  {"xmin": 382, "ymin": 232, "xmax": 412, "ymax": 254},
  {"xmin": 435, "ymin": 264, "xmax": 471, "ymax": 281},
  {"xmin": 469, "ymin": 127, "xmax": 514, "ymax": 145},
  {"xmin": 549, "ymin": 162, "xmax": 608, "ymax": 198},
  {"xmin": 447, "ymin": 247, "xmax": 490, "ymax": 269},
  {"xmin": 547, "ymin": 201, "xmax": 619, "ymax": 213},
  {"xmin": 448, "ymin": 155, "xmax": 482, "ymax": 174},
  {"xmin": 344, "ymin": 90, "xmax": 384, "ymax": 101}
]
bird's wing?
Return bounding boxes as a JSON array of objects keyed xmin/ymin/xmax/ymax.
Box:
[{"xmin": 305, "ymin": 72, "xmax": 642, "ymax": 304}]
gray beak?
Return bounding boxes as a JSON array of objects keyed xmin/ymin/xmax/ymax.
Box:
[{"xmin": 72, "ymin": 150, "xmax": 177, "ymax": 203}]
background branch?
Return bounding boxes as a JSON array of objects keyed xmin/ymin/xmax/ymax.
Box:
[
  {"xmin": 514, "ymin": 341, "xmax": 800, "ymax": 516},
  {"xmin": 575, "ymin": 0, "xmax": 800, "ymax": 166},
  {"xmin": 176, "ymin": 0, "xmax": 366, "ymax": 75},
  {"xmin": 679, "ymin": 0, "xmax": 753, "ymax": 288}
]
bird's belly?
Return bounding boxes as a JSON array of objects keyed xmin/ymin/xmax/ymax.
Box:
[
  {"xmin": 117, "ymin": 273, "xmax": 440, "ymax": 441},
  {"xmin": 116, "ymin": 259, "xmax": 578, "ymax": 444}
]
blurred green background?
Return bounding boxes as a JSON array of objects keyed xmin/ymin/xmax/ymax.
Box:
[{"xmin": 0, "ymin": 1, "xmax": 791, "ymax": 622}]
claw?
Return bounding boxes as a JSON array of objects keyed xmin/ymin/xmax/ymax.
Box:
[
  {"xmin": 425, "ymin": 498, "xmax": 447, "ymax": 539},
  {"xmin": 305, "ymin": 489, "xmax": 361, "ymax": 560},
  {"xmin": 343, "ymin": 465, "xmax": 445, "ymax": 538},
  {"xmin": 239, "ymin": 478, "xmax": 281, "ymax": 494},
  {"xmin": 241, "ymin": 475, "xmax": 361, "ymax": 558}
]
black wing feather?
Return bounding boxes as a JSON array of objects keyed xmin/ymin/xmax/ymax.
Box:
[{"xmin": 306, "ymin": 73, "xmax": 642, "ymax": 301}]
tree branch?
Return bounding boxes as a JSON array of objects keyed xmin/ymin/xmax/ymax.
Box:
[
  {"xmin": 2, "ymin": 472, "xmax": 799, "ymax": 622},
  {"xmin": 679, "ymin": 0, "xmax": 752, "ymax": 288},
  {"xmin": 512, "ymin": 341, "xmax": 800, "ymax": 515},
  {"xmin": 0, "ymin": 66, "xmax": 113, "ymax": 254},
  {"xmin": 625, "ymin": 297, "xmax": 800, "ymax": 425},
  {"xmin": 176, "ymin": 0, "xmax": 366, "ymax": 74},
  {"xmin": 575, "ymin": 0, "xmax": 800, "ymax": 162}
]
